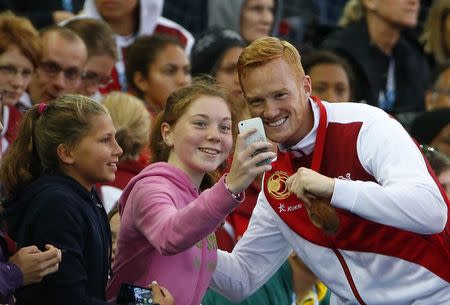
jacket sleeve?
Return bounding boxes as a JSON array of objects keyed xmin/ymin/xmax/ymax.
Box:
[
  {"xmin": 17, "ymin": 191, "xmax": 111, "ymax": 305},
  {"xmin": 210, "ymin": 192, "xmax": 292, "ymax": 302},
  {"xmin": 331, "ymin": 114, "xmax": 448, "ymax": 234},
  {"xmin": 0, "ymin": 252, "xmax": 23, "ymax": 303},
  {"xmin": 130, "ymin": 175, "xmax": 242, "ymax": 255}
]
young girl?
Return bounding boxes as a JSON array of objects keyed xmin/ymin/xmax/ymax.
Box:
[
  {"xmin": 0, "ymin": 95, "xmax": 172, "ymax": 305},
  {"xmin": 125, "ymin": 34, "xmax": 191, "ymax": 116},
  {"xmin": 106, "ymin": 79, "xmax": 276, "ymax": 304}
]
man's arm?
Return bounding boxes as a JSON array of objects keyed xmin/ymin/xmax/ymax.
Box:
[
  {"xmin": 210, "ymin": 192, "xmax": 292, "ymax": 302},
  {"xmin": 334, "ymin": 116, "xmax": 447, "ymax": 234},
  {"xmin": 286, "ymin": 114, "xmax": 447, "ymax": 234}
]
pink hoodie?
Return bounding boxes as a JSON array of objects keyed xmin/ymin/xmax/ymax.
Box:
[{"xmin": 106, "ymin": 162, "xmax": 242, "ymax": 305}]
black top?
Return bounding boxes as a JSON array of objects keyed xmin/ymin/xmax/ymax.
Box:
[
  {"xmin": 11, "ymin": 0, "xmax": 85, "ymax": 29},
  {"xmin": 322, "ymin": 19, "xmax": 430, "ymax": 114},
  {"xmin": 6, "ymin": 173, "xmax": 112, "ymax": 305}
]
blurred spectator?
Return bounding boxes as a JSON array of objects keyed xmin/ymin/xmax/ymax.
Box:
[
  {"xmin": 322, "ymin": 0, "xmax": 430, "ymax": 115},
  {"xmin": 99, "ymin": 92, "xmax": 151, "ymax": 212},
  {"xmin": 288, "ymin": 252, "xmax": 330, "ymax": 305},
  {"xmin": 420, "ymin": 0, "xmax": 450, "ymax": 71},
  {"xmin": 191, "ymin": 28, "xmax": 247, "ymax": 121},
  {"xmin": 24, "ymin": 26, "xmax": 87, "ymax": 106},
  {"xmin": 276, "ymin": 0, "xmax": 346, "ymax": 53},
  {"xmin": 76, "ymin": 0, "xmax": 194, "ymax": 93},
  {"xmin": 64, "ymin": 18, "xmax": 117, "ymax": 100},
  {"xmin": 420, "ymin": 145, "xmax": 450, "ymax": 198},
  {"xmin": 282, "ymin": 0, "xmax": 346, "ymax": 26},
  {"xmin": 303, "ymin": 50, "xmax": 354, "ymax": 103},
  {"xmin": 411, "ymin": 108, "xmax": 450, "ymax": 158},
  {"xmin": 11, "ymin": 0, "xmax": 84, "ymax": 29},
  {"xmin": 425, "ymin": 63, "xmax": 450, "ymax": 111},
  {"xmin": 0, "ymin": 12, "xmax": 40, "ymax": 152},
  {"xmin": 125, "ymin": 34, "xmax": 191, "ymax": 116},
  {"xmin": 208, "ymin": 0, "xmax": 282, "ymax": 43}
]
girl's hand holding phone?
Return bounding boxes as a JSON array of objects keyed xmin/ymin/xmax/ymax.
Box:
[{"xmin": 225, "ymin": 118, "xmax": 276, "ymax": 195}]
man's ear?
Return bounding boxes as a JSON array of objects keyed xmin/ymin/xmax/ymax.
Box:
[
  {"xmin": 161, "ymin": 123, "xmax": 174, "ymax": 147},
  {"xmin": 56, "ymin": 144, "xmax": 75, "ymax": 165},
  {"xmin": 133, "ymin": 71, "xmax": 148, "ymax": 93},
  {"xmin": 303, "ymin": 75, "xmax": 312, "ymax": 98}
]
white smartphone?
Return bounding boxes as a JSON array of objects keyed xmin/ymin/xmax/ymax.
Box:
[
  {"xmin": 238, "ymin": 117, "xmax": 272, "ymax": 165},
  {"xmin": 238, "ymin": 117, "xmax": 267, "ymax": 146}
]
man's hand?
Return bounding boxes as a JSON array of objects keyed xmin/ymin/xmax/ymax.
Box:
[
  {"xmin": 285, "ymin": 167, "xmax": 335, "ymax": 205},
  {"xmin": 286, "ymin": 167, "xmax": 339, "ymax": 233},
  {"xmin": 9, "ymin": 244, "xmax": 62, "ymax": 286}
]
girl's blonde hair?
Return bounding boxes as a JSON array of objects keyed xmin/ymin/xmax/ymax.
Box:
[
  {"xmin": 338, "ymin": 0, "xmax": 365, "ymax": 27},
  {"xmin": 0, "ymin": 95, "xmax": 108, "ymax": 197},
  {"xmin": 420, "ymin": 0, "xmax": 450, "ymax": 65},
  {"xmin": 102, "ymin": 92, "xmax": 151, "ymax": 161}
]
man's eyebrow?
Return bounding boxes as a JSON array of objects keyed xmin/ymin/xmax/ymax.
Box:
[
  {"xmin": 246, "ymin": 94, "xmax": 263, "ymax": 101},
  {"xmin": 247, "ymin": 88, "xmax": 289, "ymax": 101}
]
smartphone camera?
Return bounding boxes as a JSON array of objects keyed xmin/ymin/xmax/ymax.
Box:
[{"xmin": 117, "ymin": 283, "xmax": 153, "ymax": 305}]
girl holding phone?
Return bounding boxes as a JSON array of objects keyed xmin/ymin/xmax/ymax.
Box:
[{"xmin": 107, "ymin": 79, "xmax": 275, "ymax": 305}]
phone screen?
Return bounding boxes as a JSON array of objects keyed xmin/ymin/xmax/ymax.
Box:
[{"xmin": 117, "ymin": 283, "xmax": 153, "ymax": 305}]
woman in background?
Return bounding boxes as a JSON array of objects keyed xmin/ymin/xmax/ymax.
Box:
[
  {"xmin": 0, "ymin": 11, "xmax": 41, "ymax": 152},
  {"xmin": 99, "ymin": 92, "xmax": 151, "ymax": 212},
  {"xmin": 420, "ymin": 0, "xmax": 450, "ymax": 71},
  {"xmin": 125, "ymin": 34, "xmax": 191, "ymax": 116},
  {"xmin": 303, "ymin": 50, "xmax": 354, "ymax": 103}
]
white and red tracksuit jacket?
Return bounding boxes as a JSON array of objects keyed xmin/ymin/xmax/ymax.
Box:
[{"xmin": 211, "ymin": 99, "xmax": 449, "ymax": 305}]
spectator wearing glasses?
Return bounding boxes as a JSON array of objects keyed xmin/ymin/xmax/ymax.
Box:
[
  {"xmin": 23, "ymin": 26, "xmax": 87, "ymax": 107},
  {"xmin": 0, "ymin": 11, "xmax": 41, "ymax": 153},
  {"xmin": 64, "ymin": 18, "xmax": 117, "ymax": 101}
]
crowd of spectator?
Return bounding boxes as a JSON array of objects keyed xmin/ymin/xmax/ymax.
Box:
[{"xmin": 0, "ymin": 1, "xmax": 448, "ymax": 305}]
